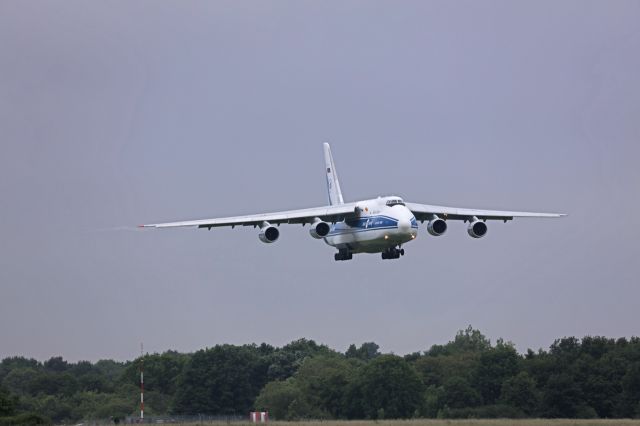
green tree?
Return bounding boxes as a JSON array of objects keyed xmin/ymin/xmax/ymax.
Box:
[
  {"xmin": 414, "ymin": 352, "xmax": 479, "ymax": 387},
  {"xmin": 427, "ymin": 326, "xmax": 491, "ymax": 356},
  {"xmin": 617, "ymin": 363, "xmax": 640, "ymax": 417},
  {"xmin": 441, "ymin": 376, "xmax": 482, "ymax": 409},
  {"xmin": 473, "ymin": 339, "xmax": 520, "ymax": 404},
  {"xmin": 266, "ymin": 339, "xmax": 333, "ymax": 381},
  {"xmin": 541, "ymin": 373, "xmax": 583, "ymax": 417},
  {"xmin": 2, "ymin": 331, "xmax": 640, "ymax": 421},
  {"xmin": 500, "ymin": 371, "xmax": 540, "ymax": 415},
  {"xmin": 254, "ymin": 380, "xmax": 300, "ymax": 420},
  {"xmin": 43, "ymin": 357, "xmax": 68, "ymax": 373},
  {"xmin": 0, "ymin": 386, "xmax": 17, "ymax": 417},
  {"xmin": 574, "ymin": 352, "xmax": 621, "ymax": 418},
  {"xmin": 93, "ymin": 399, "xmax": 134, "ymax": 420},
  {"xmin": 1, "ymin": 369, "xmax": 39, "ymax": 396},
  {"xmin": 77, "ymin": 372, "xmax": 109, "ymax": 393},
  {"xmin": 62, "ymin": 391, "xmax": 134, "ymax": 421},
  {"xmin": 348, "ymin": 355, "xmax": 423, "ymax": 419},
  {"xmin": 32, "ymin": 395, "xmax": 73, "ymax": 423},
  {"xmin": 120, "ymin": 351, "xmax": 188, "ymax": 396},
  {"xmin": 172, "ymin": 345, "xmax": 268, "ymax": 414},
  {"xmin": 294, "ymin": 355, "xmax": 356, "ymax": 418},
  {"xmin": 345, "ymin": 343, "xmax": 380, "ymax": 361},
  {"xmin": 0, "ymin": 358, "xmax": 40, "ymax": 383},
  {"xmin": 285, "ymin": 395, "xmax": 319, "ymax": 419},
  {"xmin": 29, "ymin": 372, "xmax": 78, "ymax": 397},
  {"xmin": 94, "ymin": 360, "xmax": 126, "ymax": 383},
  {"xmin": 418, "ymin": 385, "xmax": 444, "ymax": 418}
]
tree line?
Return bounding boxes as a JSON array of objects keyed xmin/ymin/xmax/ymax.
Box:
[{"xmin": 1, "ymin": 327, "xmax": 639, "ymax": 423}]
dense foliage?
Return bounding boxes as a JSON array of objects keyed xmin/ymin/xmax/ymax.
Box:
[{"xmin": 1, "ymin": 328, "xmax": 639, "ymax": 423}]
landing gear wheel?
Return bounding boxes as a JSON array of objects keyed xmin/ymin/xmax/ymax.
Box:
[
  {"xmin": 382, "ymin": 247, "xmax": 403, "ymax": 260},
  {"xmin": 334, "ymin": 249, "xmax": 353, "ymax": 261}
]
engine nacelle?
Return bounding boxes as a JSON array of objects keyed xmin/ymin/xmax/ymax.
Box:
[
  {"xmin": 309, "ymin": 219, "xmax": 331, "ymax": 239},
  {"xmin": 259, "ymin": 223, "xmax": 280, "ymax": 243},
  {"xmin": 467, "ymin": 220, "xmax": 488, "ymax": 238},
  {"xmin": 427, "ymin": 218, "xmax": 447, "ymax": 236}
]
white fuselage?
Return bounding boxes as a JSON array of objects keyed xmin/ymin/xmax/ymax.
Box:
[{"xmin": 324, "ymin": 196, "xmax": 418, "ymax": 253}]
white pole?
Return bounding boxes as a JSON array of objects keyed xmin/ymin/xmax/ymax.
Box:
[{"xmin": 140, "ymin": 343, "xmax": 144, "ymax": 421}]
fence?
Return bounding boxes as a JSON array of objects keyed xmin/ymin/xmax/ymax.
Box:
[{"xmin": 73, "ymin": 415, "xmax": 249, "ymax": 425}]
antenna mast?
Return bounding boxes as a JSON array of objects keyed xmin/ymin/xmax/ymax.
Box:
[{"xmin": 140, "ymin": 343, "xmax": 144, "ymax": 421}]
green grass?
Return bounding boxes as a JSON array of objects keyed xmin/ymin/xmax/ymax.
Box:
[{"xmin": 166, "ymin": 420, "xmax": 640, "ymax": 426}]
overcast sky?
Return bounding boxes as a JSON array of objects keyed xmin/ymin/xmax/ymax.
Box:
[{"xmin": 1, "ymin": 1, "xmax": 639, "ymax": 362}]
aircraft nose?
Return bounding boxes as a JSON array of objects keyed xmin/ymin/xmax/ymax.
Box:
[{"xmin": 398, "ymin": 218, "xmax": 411, "ymax": 233}]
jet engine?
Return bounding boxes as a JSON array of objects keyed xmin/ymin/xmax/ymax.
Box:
[
  {"xmin": 259, "ymin": 223, "xmax": 280, "ymax": 243},
  {"xmin": 427, "ymin": 218, "xmax": 447, "ymax": 236},
  {"xmin": 309, "ymin": 219, "xmax": 331, "ymax": 239},
  {"xmin": 467, "ymin": 219, "xmax": 488, "ymax": 238}
]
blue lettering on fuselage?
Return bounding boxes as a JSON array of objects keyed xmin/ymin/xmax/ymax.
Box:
[{"xmin": 327, "ymin": 215, "xmax": 403, "ymax": 236}]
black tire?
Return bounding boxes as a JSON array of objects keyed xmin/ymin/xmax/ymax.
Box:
[{"xmin": 400, "ymin": 249, "xmax": 405, "ymax": 256}]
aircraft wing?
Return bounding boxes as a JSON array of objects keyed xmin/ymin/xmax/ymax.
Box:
[
  {"xmin": 406, "ymin": 202, "xmax": 566, "ymax": 222},
  {"xmin": 140, "ymin": 203, "xmax": 359, "ymax": 229}
]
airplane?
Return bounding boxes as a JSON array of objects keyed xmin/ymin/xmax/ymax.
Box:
[{"xmin": 141, "ymin": 143, "xmax": 565, "ymax": 261}]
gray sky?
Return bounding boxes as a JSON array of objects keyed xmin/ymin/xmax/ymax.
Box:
[{"xmin": 1, "ymin": 1, "xmax": 639, "ymax": 362}]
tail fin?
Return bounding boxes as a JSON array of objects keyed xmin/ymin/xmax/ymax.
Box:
[{"xmin": 323, "ymin": 143, "xmax": 344, "ymax": 205}]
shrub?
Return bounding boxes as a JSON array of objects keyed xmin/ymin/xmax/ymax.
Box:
[
  {"xmin": 0, "ymin": 413, "xmax": 51, "ymax": 426},
  {"xmin": 439, "ymin": 404, "xmax": 526, "ymax": 419}
]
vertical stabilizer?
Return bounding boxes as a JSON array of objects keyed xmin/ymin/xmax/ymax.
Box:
[{"xmin": 323, "ymin": 143, "xmax": 344, "ymax": 205}]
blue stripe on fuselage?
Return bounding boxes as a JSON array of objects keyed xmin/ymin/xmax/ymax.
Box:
[
  {"xmin": 326, "ymin": 226, "xmax": 398, "ymax": 237},
  {"xmin": 345, "ymin": 215, "xmax": 398, "ymax": 229},
  {"xmin": 326, "ymin": 214, "xmax": 415, "ymax": 236}
]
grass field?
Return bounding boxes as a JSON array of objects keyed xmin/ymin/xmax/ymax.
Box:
[{"xmin": 161, "ymin": 420, "xmax": 640, "ymax": 426}]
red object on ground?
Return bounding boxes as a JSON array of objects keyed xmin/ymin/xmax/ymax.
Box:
[{"xmin": 250, "ymin": 411, "xmax": 269, "ymax": 423}]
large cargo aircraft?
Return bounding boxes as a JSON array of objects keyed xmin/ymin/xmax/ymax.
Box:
[{"xmin": 141, "ymin": 144, "xmax": 565, "ymax": 261}]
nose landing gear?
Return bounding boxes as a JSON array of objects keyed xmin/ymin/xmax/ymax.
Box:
[{"xmin": 381, "ymin": 247, "xmax": 404, "ymax": 260}]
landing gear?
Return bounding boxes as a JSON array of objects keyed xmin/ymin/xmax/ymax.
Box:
[
  {"xmin": 334, "ymin": 248, "xmax": 353, "ymax": 261},
  {"xmin": 381, "ymin": 247, "xmax": 404, "ymax": 260}
]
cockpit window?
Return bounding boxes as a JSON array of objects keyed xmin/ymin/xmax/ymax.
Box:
[{"xmin": 386, "ymin": 199, "xmax": 405, "ymax": 207}]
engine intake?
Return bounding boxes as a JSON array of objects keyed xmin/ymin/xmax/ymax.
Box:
[
  {"xmin": 309, "ymin": 219, "xmax": 331, "ymax": 239},
  {"xmin": 259, "ymin": 223, "xmax": 280, "ymax": 243},
  {"xmin": 467, "ymin": 220, "xmax": 488, "ymax": 238},
  {"xmin": 427, "ymin": 218, "xmax": 447, "ymax": 236}
]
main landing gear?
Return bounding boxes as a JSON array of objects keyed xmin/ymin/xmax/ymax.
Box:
[
  {"xmin": 334, "ymin": 248, "xmax": 353, "ymax": 261},
  {"xmin": 381, "ymin": 247, "xmax": 405, "ymax": 260}
]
